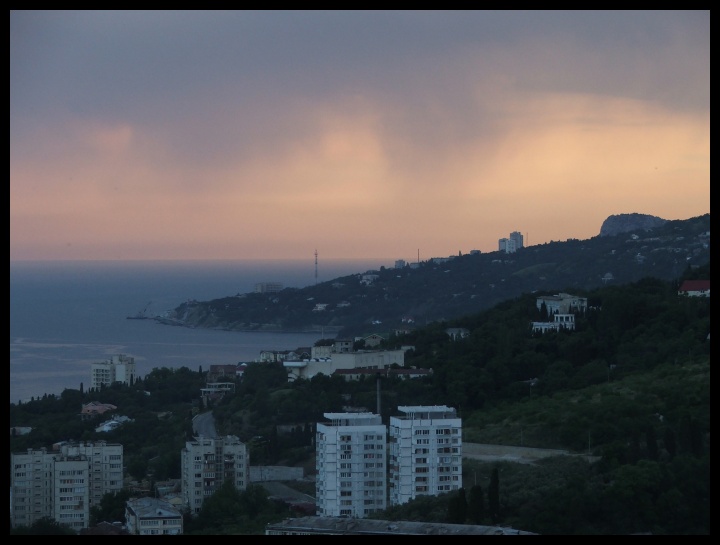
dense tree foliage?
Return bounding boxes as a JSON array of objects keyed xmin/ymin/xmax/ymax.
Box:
[
  {"xmin": 89, "ymin": 488, "xmax": 133, "ymax": 526},
  {"xmin": 10, "ymin": 516, "xmax": 78, "ymax": 535},
  {"xmin": 184, "ymin": 482, "xmax": 293, "ymax": 535}
]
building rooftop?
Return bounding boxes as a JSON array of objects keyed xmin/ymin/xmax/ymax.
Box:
[{"xmin": 266, "ymin": 516, "xmax": 537, "ymax": 535}]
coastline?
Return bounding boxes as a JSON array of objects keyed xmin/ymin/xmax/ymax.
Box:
[{"xmin": 153, "ymin": 316, "xmax": 342, "ymax": 335}]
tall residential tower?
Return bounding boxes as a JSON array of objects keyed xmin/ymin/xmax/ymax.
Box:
[
  {"xmin": 315, "ymin": 412, "xmax": 387, "ymax": 518},
  {"xmin": 181, "ymin": 435, "xmax": 249, "ymax": 515},
  {"xmin": 388, "ymin": 405, "xmax": 462, "ymax": 507}
]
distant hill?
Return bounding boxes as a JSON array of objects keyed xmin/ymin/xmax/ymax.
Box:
[
  {"xmin": 160, "ymin": 213, "xmax": 710, "ymax": 338},
  {"xmin": 599, "ymin": 213, "xmax": 668, "ymax": 237}
]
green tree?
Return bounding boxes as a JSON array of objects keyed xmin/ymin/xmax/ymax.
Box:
[
  {"xmin": 10, "ymin": 516, "xmax": 77, "ymax": 535},
  {"xmin": 488, "ymin": 467, "xmax": 500, "ymax": 524},
  {"xmin": 89, "ymin": 488, "xmax": 133, "ymax": 526},
  {"xmin": 446, "ymin": 488, "xmax": 467, "ymax": 524},
  {"xmin": 663, "ymin": 427, "xmax": 677, "ymax": 459},
  {"xmin": 467, "ymin": 484, "xmax": 485, "ymax": 524},
  {"xmin": 645, "ymin": 424, "xmax": 658, "ymax": 461}
]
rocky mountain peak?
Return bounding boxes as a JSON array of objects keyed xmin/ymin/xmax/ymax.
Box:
[{"xmin": 599, "ymin": 213, "xmax": 668, "ymax": 237}]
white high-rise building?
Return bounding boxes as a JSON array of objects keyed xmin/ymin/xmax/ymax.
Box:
[
  {"xmin": 499, "ymin": 231, "xmax": 524, "ymax": 254},
  {"xmin": 509, "ymin": 231, "xmax": 524, "ymax": 250},
  {"xmin": 498, "ymin": 237, "xmax": 516, "ymax": 253},
  {"xmin": 389, "ymin": 405, "xmax": 462, "ymax": 507},
  {"xmin": 315, "ymin": 412, "xmax": 387, "ymax": 518},
  {"xmin": 10, "ymin": 440, "xmax": 124, "ymax": 531},
  {"xmin": 91, "ymin": 354, "xmax": 137, "ymax": 391},
  {"xmin": 181, "ymin": 435, "xmax": 248, "ymax": 515}
]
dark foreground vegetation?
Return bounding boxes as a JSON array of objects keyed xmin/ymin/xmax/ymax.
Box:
[{"xmin": 10, "ymin": 263, "xmax": 710, "ymax": 534}]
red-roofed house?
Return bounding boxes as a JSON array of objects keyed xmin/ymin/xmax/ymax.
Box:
[
  {"xmin": 80, "ymin": 401, "xmax": 117, "ymax": 420},
  {"xmin": 678, "ymin": 280, "xmax": 710, "ymax": 297}
]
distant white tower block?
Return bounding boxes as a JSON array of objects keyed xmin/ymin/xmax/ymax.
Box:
[{"xmin": 509, "ymin": 231, "xmax": 524, "ymax": 249}]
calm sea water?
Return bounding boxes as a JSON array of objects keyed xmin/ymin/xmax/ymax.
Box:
[{"xmin": 10, "ymin": 258, "xmax": 389, "ymax": 404}]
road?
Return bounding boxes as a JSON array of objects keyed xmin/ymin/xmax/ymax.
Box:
[{"xmin": 192, "ymin": 411, "xmax": 218, "ymax": 438}]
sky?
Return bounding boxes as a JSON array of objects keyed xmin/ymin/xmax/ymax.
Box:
[{"xmin": 10, "ymin": 10, "xmax": 709, "ymax": 262}]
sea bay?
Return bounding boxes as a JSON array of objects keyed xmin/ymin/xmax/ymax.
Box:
[{"xmin": 10, "ymin": 258, "xmax": 389, "ymax": 404}]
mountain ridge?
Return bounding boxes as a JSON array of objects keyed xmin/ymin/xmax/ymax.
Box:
[{"xmin": 160, "ymin": 213, "xmax": 710, "ymax": 338}]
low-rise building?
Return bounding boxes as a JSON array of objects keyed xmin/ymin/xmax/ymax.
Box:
[
  {"xmin": 284, "ymin": 349, "xmax": 406, "ymax": 382},
  {"xmin": 678, "ymin": 279, "xmax": 710, "ymax": 297},
  {"xmin": 536, "ymin": 293, "xmax": 587, "ymax": 315},
  {"xmin": 125, "ymin": 497, "xmax": 183, "ymax": 535},
  {"xmin": 531, "ymin": 313, "xmax": 576, "ymax": 333}
]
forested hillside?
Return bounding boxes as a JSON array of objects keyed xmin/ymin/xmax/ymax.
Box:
[
  {"xmin": 10, "ymin": 262, "xmax": 710, "ymax": 534},
  {"xmin": 162, "ymin": 214, "xmax": 709, "ymax": 337}
]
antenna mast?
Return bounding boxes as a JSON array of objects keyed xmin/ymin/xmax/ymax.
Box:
[{"xmin": 315, "ymin": 249, "xmax": 318, "ymax": 285}]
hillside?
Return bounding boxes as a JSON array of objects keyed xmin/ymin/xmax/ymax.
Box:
[
  {"xmin": 10, "ymin": 262, "xmax": 710, "ymax": 535},
  {"xmin": 160, "ymin": 214, "xmax": 709, "ymax": 338}
]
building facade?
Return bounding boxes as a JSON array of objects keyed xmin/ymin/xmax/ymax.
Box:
[
  {"xmin": 125, "ymin": 497, "xmax": 184, "ymax": 535},
  {"xmin": 509, "ymin": 231, "xmax": 524, "ymax": 250},
  {"xmin": 498, "ymin": 231, "xmax": 524, "ymax": 254},
  {"xmin": 180, "ymin": 435, "xmax": 249, "ymax": 515},
  {"xmin": 10, "ymin": 440, "xmax": 124, "ymax": 531},
  {"xmin": 531, "ymin": 313, "xmax": 576, "ymax": 333},
  {"xmin": 535, "ymin": 292, "xmax": 588, "ymax": 315},
  {"xmin": 90, "ymin": 354, "xmax": 137, "ymax": 391},
  {"xmin": 266, "ymin": 516, "xmax": 537, "ymax": 535},
  {"xmin": 388, "ymin": 405, "xmax": 462, "ymax": 507},
  {"xmin": 254, "ymin": 282, "xmax": 284, "ymax": 293},
  {"xmin": 315, "ymin": 412, "xmax": 387, "ymax": 518},
  {"xmin": 284, "ymin": 349, "xmax": 406, "ymax": 382}
]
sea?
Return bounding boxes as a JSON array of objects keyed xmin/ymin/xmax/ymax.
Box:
[{"xmin": 10, "ymin": 258, "xmax": 390, "ymax": 404}]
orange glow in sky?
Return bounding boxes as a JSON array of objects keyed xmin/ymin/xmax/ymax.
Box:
[{"xmin": 10, "ymin": 11, "xmax": 709, "ymax": 261}]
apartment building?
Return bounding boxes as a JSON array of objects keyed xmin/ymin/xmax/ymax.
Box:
[
  {"xmin": 90, "ymin": 354, "xmax": 137, "ymax": 391},
  {"xmin": 180, "ymin": 435, "xmax": 249, "ymax": 515},
  {"xmin": 498, "ymin": 231, "xmax": 524, "ymax": 254},
  {"xmin": 315, "ymin": 412, "xmax": 387, "ymax": 519},
  {"xmin": 388, "ymin": 405, "xmax": 462, "ymax": 507},
  {"xmin": 125, "ymin": 496, "xmax": 183, "ymax": 535},
  {"xmin": 10, "ymin": 440, "xmax": 124, "ymax": 531}
]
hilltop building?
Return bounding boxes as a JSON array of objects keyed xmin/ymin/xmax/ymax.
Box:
[
  {"xmin": 315, "ymin": 412, "xmax": 387, "ymax": 518},
  {"xmin": 535, "ymin": 293, "xmax": 587, "ymax": 315},
  {"xmin": 498, "ymin": 231, "xmax": 524, "ymax": 254},
  {"xmin": 80, "ymin": 401, "xmax": 118, "ymax": 420},
  {"xmin": 389, "ymin": 405, "xmax": 462, "ymax": 507},
  {"xmin": 180, "ymin": 435, "xmax": 249, "ymax": 515},
  {"xmin": 531, "ymin": 313, "xmax": 576, "ymax": 333},
  {"xmin": 91, "ymin": 354, "xmax": 136, "ymax": 391},
  {"xmin": 678, "ymin": 279, "xmax": 710, "ymax": 297},
  {"xmin": 10, "ymin": 440, "xmax": 124, "ymax": 531},
  {"xmin": 254, "ymin": 282, "xmax": 284, "ymax": 293}
]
